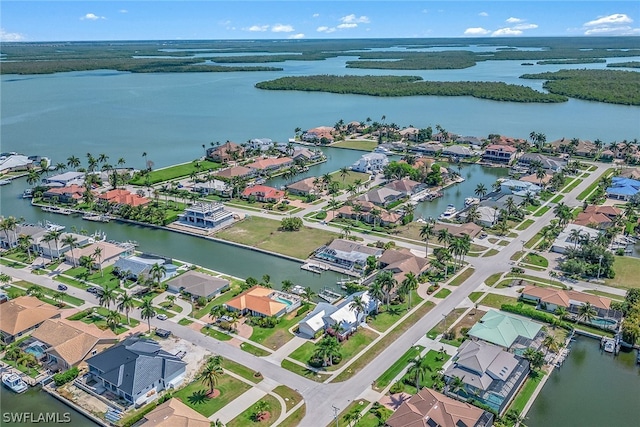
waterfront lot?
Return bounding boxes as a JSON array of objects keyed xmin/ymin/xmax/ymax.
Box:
[
  {"xmin": 130, "ymin": 159, "xmax": 222, "ymax": 185},
  {"xmin": 605, "ymin": 256, "xmax": 640, "ymax": 289},
  {"xmin": 174, "ymin": 374, "xmax": 251, "ymax": 417},
  {"xmin": 331, "ymin": 139, "xmax": 378, "ymax": 151},
  {"xmin": 215, "ymin": 216, "xmax": 338, "ymax": 259}
]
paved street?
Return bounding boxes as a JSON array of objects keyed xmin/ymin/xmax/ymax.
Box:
[{"xmin": 1, "ymin": 162, "xmax": 615, "ymax": 426}]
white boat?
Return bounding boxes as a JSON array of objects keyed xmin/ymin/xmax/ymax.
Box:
[
  {"xmin": 82, "ymin": 213, "xmax": 110, "ymax": 223},
  {"xmin": 0, "ymin": 179, "xmax": 11, "ymax": 186},
  {"xmin": 438, "ymin": 204, "xmax": 458, "ymax": 220},
  {"xmin": 41, "ymin": 206, "xmax": 72, "ymax": 215},
  {"xmin": 604, "ymin": 340, "xmax": 615, "ymax": 353},
  {"xmin": 373, "ymin": 146, "xmax": 392, "ymax": 155},
  {"xmin": 2, "ymin": 373, "xmax": 28, "ymax": 393},
  {"xmin": 290, "ymin": 285, "xmax": 305, "ymax": 295},
  {"xmin": 464, "ymin": 197, "xmax": 480, "ymax": 207},
  {"xmin": 22, "ymin": 188, "xmax": 34, "ymax": 198}
]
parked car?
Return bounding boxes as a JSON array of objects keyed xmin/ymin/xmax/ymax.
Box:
[
  {"xmin": 57, "ymin": 284, "xmax": 68, "ymax": 291},
  {"xmin": 155, "ymin": 329, "xmax": 171, "ymax": 338},
  {"xmin": 157, "ymin": 314, "xmax": 168, "ymax": 320}
]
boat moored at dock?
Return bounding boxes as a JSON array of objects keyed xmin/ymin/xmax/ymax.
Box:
[{"xmin": 2, "ymin": 373, "xmax": 28, "ymax": 393}]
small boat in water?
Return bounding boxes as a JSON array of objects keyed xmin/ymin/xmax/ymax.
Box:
[
  {"xmin": 41, "ymin": 206, "xmax": 73, "ymax": 215},
  {"xmin": 2, "ymin": 373, "xmax": 28, "ymax": 393},
  {"xmin": 439, "ymin": 204, "xmax": 458, "ymax": 220},
  {"xmin": 373, "ymin": 146, "xmax": 392, "ymax": 155},
  {"xmin": 82, "ymin": 213, "xmax": 110, "ymax": 223},
  {"xmin": 290, "ymin": 285, "xmax": 305, "ymax": 295},
  {"xmin": 464, "ymin": 197, "xmax": 480, "ymax": 206},
  {"xmin": 22, "ymin": 188, "xmax": 34, "ymax": 198},
  {"xmin": 0, "ymin": 179, "xmax": 11, "ymax": 186}
]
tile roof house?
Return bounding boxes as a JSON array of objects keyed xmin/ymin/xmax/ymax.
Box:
[
  {"xmin": 443, "ymin": 340, "xmax": 530, "ymax": 415},
  {"xmin": 0, "ymin": 154, "xmax": 34, "ymax": 174},
  {"xmin": 442, "ymin": 145, "xmax": 475, "ymax": 158},
  {"xmin": 286, "ymin": 177, "xmax": 319, "ymax": 196},
  {"xmin": 213, "ymin": 166, "xmax": 255, "ymax": 180},
  {"xmin": 30, "ymin": 318, "xmax": 117, "ymax": 370},
  {"xmin": 573, "ymin": 205, "xmax": 621, "ymax": 229},
  {"xmin": 245, "ymin": 157, "xmax": 294, "ymax": 173},
  {"xmin": 517, "ymin": 153, "xmax": 566, "ymax": 172},
  {"xmin": 98, "ymin": 189, "xmax": 151, "ymax": 207},
  {"xmin": 0, "ymin": 296, "xmax": 61, "ymax": 343},
  {"xmin": 166, "ymin": 271, "xmax": 230, "ymax": 300},
  {"xmin": 242, "ymin": 185, "xmax": 285, "ymax": 203},
  {"xmin": 468, "ymin": 310, "xmax": 543, "ymax": 351},
  {"xmin": 482, "ymin": 144, "xmax": 517, "ymax": 164},
  {"xmin": 225, "ymin": 286, "xmax": 301, "ymax": 318},
  {"xmin": 357, "ymin": 187, "xmax": 404, "ymax": 207},
  {"xmin": 142, "ymin": 398, "xmax": 210, "ymax": 427},
  {"xmin": 548, "ymin": 138, "xmax": 596, "ymax": 157},
  {"xmin": 385, "ymin": 387, "xmax": 493, "ymax": 427},
  {"xmin": 0, "ymin": 223, "xmax": 48, "ymax": 250},
  {"xmin": 409, "ymin": 142, "xmax": 444, "ymax": 156},
  {"xmin": 432, "ymin": 222, "xmax": 483, "ymax": 239},
  {"xmin": 606, "ymin": 177, "xmax": 640, "ymax": 201},
  {"xmin": 336, "ymin": 203, "xmax": 402, "ymax": 227},
  {"xmin": 35, "ymin": 232, "xmax": 92, "ymax": 260},
  {"xmin": 206, "ymin": 142, "xmax": 245, "ymax": 163},
  {"xmin": 302, "ymin": 126, "xmax": 335, "ymax": 143},
  {"xmin": 43, "ymin": 184, "xmax": 92, "ymax": 204},
  {"xmin": 378, "ymin": 248, "xmax": 430, "ymax": 283},
  {"xmin": 64, "ymin": 241, "xmax": 135, "ymax": 268},
  {"xmin": 313, "ymin": 239, "xmax": 384, "ymax": 271},
  {"xmin": 384, "ymin": 179, "xmax": 426, "ymax": 196},
  {"xmin": 86, "ymin": 337, "xmax": 186, "ymax": 407}
]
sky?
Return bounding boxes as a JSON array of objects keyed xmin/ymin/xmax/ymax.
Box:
[{"xmin": 1, "ymin": 1, "xmax": 639, "ymax": 42}]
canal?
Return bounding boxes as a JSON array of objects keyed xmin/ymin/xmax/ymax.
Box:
[{"xmin": 527, "ymin": 336, "xmax": 640, "ymax": 427}]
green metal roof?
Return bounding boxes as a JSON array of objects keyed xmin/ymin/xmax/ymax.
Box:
[{"xmin": 468, "ymin": 310, "xmax": 542, "ymax": 348}]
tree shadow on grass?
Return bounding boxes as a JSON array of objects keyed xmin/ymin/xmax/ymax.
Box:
[
  {"xmin": 187, "ymin": 389, "xmax": 210, "ymax": 405},
  {"xmin": 385, "ymin": 306, "xmax": 403, "ymax": 317}
]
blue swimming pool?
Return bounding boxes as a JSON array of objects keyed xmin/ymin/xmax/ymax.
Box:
[
  {"xmin": 24, "ymin": 344, "xmax": 45, "ymax": 359},
  {"xmin": 590, "ymin": 318, "xmax": 617, "ymax": 328},
  {"xmin": 275, "ymin": 297, "xmax": 293, "ymax": 306}
]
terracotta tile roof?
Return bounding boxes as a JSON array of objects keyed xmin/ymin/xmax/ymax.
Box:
[
  {"xmin": 573, "ymin": 212, "xmax": 612, "ymax": 227},
  {"xmin": 386, "ymin": 388, "xmax": 487, "ymax": 427},
  {"xmin": 520, "ymin": 173, "xmax": 553, "ymax": 185},
  {"xmin": 583, "ymin": 205, "xmax": 621, "ymax": 217},
  {"xmin": 225, "ymin": 286, "xmax": 287, "ymax": 317},
  {"xmin": 522, "ymin": 285, "xmax": 610, "ymax": 310},
  {"xmin": 0, "ymin": 296, "xmax": 60, "ymax": 336},
  {"xmin": 245, "ymin": 157, "xmax": 293, "ymax": 170},
  {"xmin": 486, "ymin": 144, "xmax": 517, "ymax": 152},
  {"xmin": 44, "ymin": 184, "xmax": 90, "ymax": 200},
  {"xmin": 214, "ymin": 166, "xmax": 253, "ymax": 179},
  {"xmin": 31, "ymin": 318, "xmax": 116, "ymax": 367},
  {"xmin": 143, "ymin": 398, "xmax": 210, "ymax": 427},
  {"xmin": 286, "ymin": 177, "xmax": 317, "ymax": 193},
  {"xmin": 242, "ymin": 185, "xmax": 284, "ymax": 200},
  {"xmin": 99, "ymin": 189, "xmax": 150, "ymax": 206}
]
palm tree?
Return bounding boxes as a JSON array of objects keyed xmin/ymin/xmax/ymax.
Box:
[
  {"xmin": 348, "ymin": 295, "xmax": 366, "ymax": 329},
  {"xmin": 314, "ymin": 335, "xmax": 341, "ymax": 366},
  {"xmin": 149, "ymin": 263, "xmax": 167, "ymax": 290},
  {"xmin": 474, "ymin": 183, "xmax": 487, "ymax": 199},
  {"xmin": 339, "ymin": 166, "xmax": 350, "ymax": 183},
  {"xmin": 523, "ymin": 348, "xmax": 545, "ymax": 370},
  {"xmin": 542, "ymin": 335, "xmax": 559, "ymax": 355},
  {"xmin": 340, "ymin": 225, "xmax": 353, "ymax": 240},
  {"xmin": 577, "ymin": 302, "xmax": 597, "ymax": 325},
  {"xmin": 117, "ymin": 293, "xmax": 135, "ymax": 324},
  {"xmin": 436, "ymin": 228, "xmax": 452, "ymax": 249},
  {"xmin": 448, "ymin": 375, "xmax": 466, "ymax": 396},
  {"xmin": 62, "ymin": 234, "xmax": 79, "ymax": 267},
  {"xmin": 0, "ymin": 216, "xmax": 19, "ymax": 248},
  {"xmin": 343, "ymin": 407, "xmax": 362, "ymax": 427},
  {"xmin": 407, "ymin": 354, "xmax": 430, "ymax": 390},
  {"xmin": 67, "ymin": 155, "xmax": 81, "ymax": 170},
  {"xmin": 420, "ymin": 221, "xmax": 435, "ymax": 257},
  {"xmin": 209, "ymin": 305, "xmax": 224, "ymax": 323},
  {"xmin": 465, "ymin": 204, "xmax": 481, "ymax": 224},
  {"xmin": 254, "ymin": 400, "xmax": 271, "ymax": 422},
  {"xmin": 99, "ymin": 287, "xmax": 116, "ymax": 309},
  {"xmin": 400, "ymin": 272, "xmax": 419, "ymax": 309},
  {"xmin": 368, "ymin": 281, "xmax": 384, "ymax": 313},
  {"xmin": 569, "ymin": 228, "xmax": 584, "ymax": 250},
  {"xmin": 374, "ymin": 271, "xmax": 396, "ymax": 310},
  {"xmin": 555, "ymin": 306, "xmax": 568, "ymax": 324},
  {"xmin": 199, "ymin": 359, "xmax": 224, "ymax": 396},
  {"xmin": 281, "ymin": 280, "xmax": 294, "ymax": 293},
  {"xmin": 52, "ymin": 291, "xmax": 65, "ymax": 306},
  {"xmin": 17, "ymin": 234, "xmax": 34, "ymax": 261},
  {"xmin": 302, "ymin": 286, "xmax": 315, "ymax": 302},
  {"xmin": 92, "ymin": 246, "xmax": 103, "ymax": 277},
  {"xmin": 106, "ymin": 310, "xmax": 121, "ymax": 331},
  {"xmin": 139, "ymin": 298, "xmax": 156, "ymax": 333}
]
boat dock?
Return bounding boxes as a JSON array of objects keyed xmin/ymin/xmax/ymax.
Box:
[
  {"xmin": 318, "ymin": 287, "xmax": 343, "ymax": 304},
  {"xmin": 82, "ymin": 213, "xmax": 111, "ymax": 223},
  {"xmin": 41, "ymin": 206, "xmax": 73, "ymax": 215},
  {"xmin": 300, "ymin": 262, "xmax": 329, "ymax": 274},
  {"xmin": 601, "ymin": 336, "xmax": 621, "ymax": 355}
]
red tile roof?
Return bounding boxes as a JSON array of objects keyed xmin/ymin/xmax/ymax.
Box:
[
  {"xmin": 242, "ymin": 185, "xmax": 284, "ymax": 200},
  {"xmin": 99, "ymin": 189, "xmax": 150, "ymax": 206}
]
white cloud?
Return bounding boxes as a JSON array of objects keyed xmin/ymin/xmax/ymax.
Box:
[
  {"xmin": 247, "ymin": 25, "xmax": 269, "ymax": 32},
  {"xmin": 289, "ymin": 33, "xmax": 305, "ymax": 39},
  {"xmin": 312, "ymin": 13, "xmax": 319, "ymax": 18},
  {"xmin": 340, "ymin": 14, "xmax": 370, "ymax": 24},
  {"xmin": 337, "ymin": 23, "xmax": 358, "ymax": 29},
  {"xmin": 464, "ymin": 27, "xmax": 491, "ymax": 36},
  {"xmin": 479, "ymin": 12, "xmax": 489, "ymax": 17},
  {"xmin": 514, "ymin": 23, "xmax": 538, "ymax": 30},
  {"xmin": 505, "ymin": 17, "xmax": 523, "ymax": 24},
  {"xmin": 0, "ymin": 28, "xmax": 25, "ymax": 42},
  {"xmin": 584, "ymin": 13, "xmax": 632, "ymax": 27},
  {"xmin": 119, "ymin": 9, "xmax": 128, "ymax": 14},
  {"xmin": 317, "ymin": 26, "xmax": 336, "ymax": 34},
  {"xmin": 585, "ymin": 26, "xmax": 640, "ymax": 36},
  {"xmin": 80, "ymin": 13, "xmax": 105, "ymax": 21},
  {"xmin": 492, "ymin": 28, "xmax": 523, "ymax": 36},
  {"xmin": 272, "ymin": 24, "xmax": 294, "ymax": 33}
]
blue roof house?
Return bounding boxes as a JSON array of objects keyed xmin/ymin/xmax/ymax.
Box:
[
  {"xmin": 606, "ymin": 177, "xmax": 640, "ymax": 201},
  {"xmin": 500, "ymin": 179, "xmax": 541, "ymax": 196}
]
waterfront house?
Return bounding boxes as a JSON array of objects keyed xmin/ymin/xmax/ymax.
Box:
[
  {"xmin": 335, "ymin": 202, "xmax": 402, "ymax": 227},
  {"xmin": 499, "ymin": 179, "xmax": 541, "ymax": 196},
  {"xmin": 214, "ymin": 165, "xmax": 255, "ymax": 180},
  {"xmin": 356, "ymin": 187, "xmax": 404, "ymax": 207},
  {"xmin": 247, "ymin": 138, "xmax": 274, "ymax": 152},
  {"xmin": 351, "ymin": 153, "xmax": 389, "ymax": 173},
  {"xmin": 517, "ymin": 153, "xmax": 566, "ymax": 173},
  {"xmin": 178, "ymin": 202, "xmax": 234, "ymax": 230},
  {"xmin": 43, "ymin": 171, "xmax": 85, "ymax": 187},
  {"xmin": 98, "ymin": 188, "xmax": 150, "ymax": 207},
  {"xmin": 443, "ymin": 340, "xmax": 530, "ymax": 415},
  {"xmin": 286, "ymin": 177, "xmax": 319, "ymax": 196},
  {"xmin": 206, "ymin": 142, "xmax": 245, "ymax": 163},
  {"xmin": 30, "ymin": 318, "xmax": 117, "ymax": 370},
  {"xmin": 302, "ymin": 126, "xmax": 335, "ymax": 143},
  {"xmin": 0, "ymin": 296, "xmax": 61, "ymax": 344},
  {"xmin": 432, "ymin": 222, "xmax": 483, "ymax": 239},
  {"xmin": 385, "ymin": 387, "xmax": 494, "ymax": 427},
  {"xmin": 548, "ymin": 138, "xmax": 596, "ymax": 157},
  {"xmin": 459, "ymin": 205, "xmax": 500, "ymax": 227},
  {"xmin": 442, "ymin": 145, "xmax": 475, "ymax": 158},
  {"xmin": 467, "ymin": 310, "xmax": 543, "ymax": 352},
  {"xmin": 618, "ymin": 167, "xmax": 640, "ymax": 180},
  {"xmin": 64, "ymin": 241, "xmax": 135, "ymax": 269},
  {"xmin": 35, "ymin": 232, "xmax": 92, "ymax": 260},
  {"xmin": 0, "ymin": 154, "xmax": 34, "ymax": 175},
  {"xmin": 192, "ymin": 179, "xmax": 232, "ymax": 197},
  {"xmin": 298, "ymin": 291, "xmax": 378, "ymax": 339},
  {"xmin": 43, "ymin": 184, "xmax": 92, "ymax": 204},
  {"xmin": 378, "ymin": 248, "xmax": 430, "ymax": 283},
  {"xmin": 142, "ymin": 398, "xmax": 210, "ymax": 427},
  {"xmin": 313, "ymin": 239, "xmax": 384, "ymax": 272},
  {"xmin": 456, "ymin": 135, "xmax": 484, "ymax": 146},
  {"xmin": 550, "ymin": 224, "xmax": 600, "ymax": 254},
  {"xmin": 224, "ymin": 285, "xmax": 300, "ymax": 318},
  {"xmin": 483, "ymin": 144, "xmax": 517, "ymax": 164},
  {"xmin": 409, "ymin": 142, "xmax": 444, "ymax": 156},
  {"xmin": 0, "ymin": 222, "xmax": 48, "ymax": 250},
  {"xmin": 520, "ymin": 285, "xmax": 621, "ymax": 324},
  {"xmin": 605, "ymin": 177, "xmax": 640, "ymax": 201},
  {"xmin": 384, "ymin": 178, "xmax": 426, "ymax": 196},
  {"xmin": 113, "ymin": 255, "xmax": 176, "ymax": 281},
  {"xmin": 573, "ymin": 205, "xmax": 622, "ymax": 229},
  {"xmin": 86, "ymin": 337, "xmax": 186, "ymax": 407},
  {"xmin": 241, "ymin": 185, "xmax": 285, "ymax": 203},
  {"xmin": 519, "ymin": 172, "xmax": 553, "ymax": 187},
  {"xmin": 399, "ymin": 127, "xmax": 419, "ymax": 141},
  {"xmin": 166, "ymin": 271, "xmax": 229, "ymax": 301},
  {"xmin": 245, "ymin": 156, "xmax": 294, "ymax": 174},
  {"xmin": 292, "ymin": 147, "xmax": 323, "ymax": 163}
]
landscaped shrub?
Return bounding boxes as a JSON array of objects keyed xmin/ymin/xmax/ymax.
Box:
[
  {"xmin": 316, "ymin": 211, "xmax": 327, "ymax": 220},
  {"xmin": 296, "ymin": 303, "xmax": 311, "ymax": 316},
  {"xmin": 53, "ymin": 367, "xmax": 79, "ymax": 386},
  {"xmin": 389, "ymin": 381, "xmax": 404, "ymax": 394},
  {"xmin": 250, "ymin": 316, "xmax": 279, "ymax": 328},
  {"xmin": 66, "ymin": 310, "xmax": 90, "ymax": 321},
  {"xmin": 501, "ymin": 304, "xmax": 571, "ymax": 329}
]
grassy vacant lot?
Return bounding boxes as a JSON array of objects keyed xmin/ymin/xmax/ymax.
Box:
[
  {"xmin": 174, "ymin": 374, "xmax": 251, "ymax": 417},
  {"xmin": 332, "ymin": 139, "xmax": 378, "ymax": 151},
  {"xmin": 216, "ymin": 216, "xmax": 338, "ymax": 259},
  {"xmin": 605, "ymin": 256, "xmax": 640, "ymax": 289},
  {"xmin": 65, "ymin": 265, "xmax": 120, "ymax": 290},
  {"xmin": 368, "ymin": 290, "xmax": 422, "ymax": 332},
  {"xmin": 427, "ymin": 308, "xmax": 466, "ymax": 339},
  {"xmin": 478, "ymin": 293, "xmax": 519, "ymax": 309},
  {"xmin": 130, "ymin": 159, "xmax": 222, "ymax": 185},
  {"xmin": 279, "ymin": 405, "xmax": 306, "ymax": 427},
  {"xmin": 468, "ymin": 291, "xmax": 484, "ymax": 303},
  {"xmin": 200, "ymin": 326, "xmax": 233, "ymax": 341},
  {"xmin": 250, "ymin": 310, "xmax": 308, "ymax": 349},
  {"xmin": 328, "ymin": 400, "xmax": 371, "ymax": 427},
  {"xmin": 227, "ymin": 394, "xmax": 281, "ymax": 427},
  {"xmin": 328, "ymin": 170, "xmax": 372, "ymax": 189},
  {"xmin": 374, "ymin": 345, "xmax": 424, "ymax": 389},
  {"xmin": 485, "ymin": 272, "xmax": 503, "ymax": 287}
]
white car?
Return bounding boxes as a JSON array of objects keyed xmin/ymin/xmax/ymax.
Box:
[{"xmin": 157, "ymin": 314, "xmax": 168, "ymax": 320}]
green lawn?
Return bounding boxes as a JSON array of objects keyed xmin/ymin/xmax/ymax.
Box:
[
  {"xmin": 66, "ymin": 307, "xmax": 138, "ymax": 334},
  {"xmin": 509, "ymin": 370, "xmax": 545, "ymax": 414},
  {"xmin": 216, "ymin": 216, "xmax": 338, "ymax": 260},
  {"xmin": 221, "ymin": 358, "xmax": 263, "ymax": 384},
  {"xmin": 426, "ymin": 308, "xmax": 466, "ymax": 339},
  {"xmin": 561, "ymin": 178, "xmax": 582, "ymax": 193},
  {"xmin": 240, "ymin": 341, "xmax": 271, "ymax": 357},
  {"xmin": 550, "ymin": 194, "xmax": 564, "ymax": 203},
  {"xmin": 468, "ymin": 292, "xmax": 484, "ymax": 303},
  {"xmin": 201, "ymin": 326, "xmax": 233, "ymax": 341},
  {"xmin": 576, "ymin": 168, "xmax": 614, "ymax": 200},
  {"xmin": 524, "ymin": 253, "xmax": 549, "ymax": 268},
  {"xmin": 533, "ymin": 205, "xmax": 552, "ymax": 217},
  {"xmin": 448, "ymin": 267, "xmax": 475, "ymax": 287},
  {"xmin": 400, "ymin": 350, "xmax": 450, "ymax": 390},
  {"xmin": 605, "ymin": 256, "xmax": 640, "ymax": 289},
  {"xmin": 434, "ymin": 288, "xmax": 451, "ymax": 299},
  {"xmin": 516, "ymin": 219, "xmax": 535, "ymax": 231},
  {"xmin": 178, "ymin": 318, "xmax": 194, "ymax": 326},
  {"xmin": 328, "ymin": 170, "xmax": 372, "ymax": 190},
  {"xmin": 174, "ymin": 374, "xmax": 251, "ymax": 417},
  {"xmin": 281, "ymin": 359, "xmax": 330, "ymax": 382},
  {"xmin": 130, "ymin": 159, "xmax": 222, "ymax": 185},
  {"xmin": 227, "ymin": 394, "xmax": 281, "ymax": 427},
  {"xmin": 64, "ymin": 265, "xmax": 121, "ymax": 290},
  {"xmin": 191, "ymin": 285, "xmax": 241, "ymax": 319},
  {"xmin": 249, "ymin": 310, "xmax": 308, "ymax": 350},
  {"xmin": 584, "ymin": 290, "xmax": 624, "ymax": 301},
  {"xmin": 328, "ymin": 400, "xmax": 371, "ymax": 427},
  {"xmin": 484, "ymin": 272, "xmax": 503, "ymax": 287},
  {"xmin": 478, "ymin": 293, "xmax": 519, "ymax": 309},
  {"xmin": 8, "ymin": 282, "xmax": 84, "ymax": 307},
  {"xmin": 374, "ymin": 345, "xmax": 424, "ymax": 389},
  {"xmin": 331, "ymin": 140, "xmax": 378, "ymax": 151},
  {"xmin": 482, "ymin": 249, "xmax": 499, "ymax": 257},
  {"xmin": 279, "ymin": 405, "xmax": 306, "ymax": 427},
  {"xmin": 2, "ymin": 358, "xmax": 40, "ymax": 378},
  {"xmin": 273, "ymin": 385, "xmax": 303, "ymax": 412},
  {"xmin": 160, "ymin": 300, "xmax": 183, "ymax": 313},
  {"xmin": 368, "ymin": 290, "xmax": 422, "ymax": 332}
]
